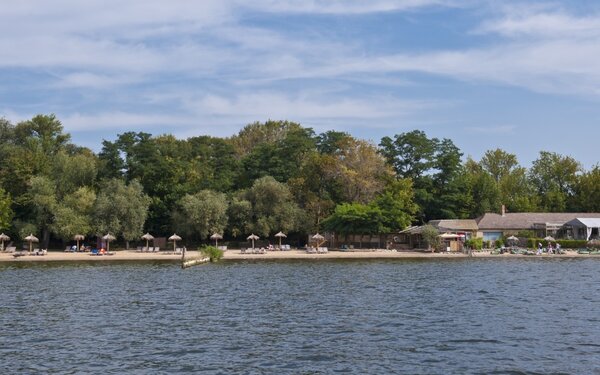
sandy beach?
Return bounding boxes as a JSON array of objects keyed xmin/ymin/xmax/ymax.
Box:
[{"xmin": 0, "ymin": 249, "xmax": 594, "ymax": 262}]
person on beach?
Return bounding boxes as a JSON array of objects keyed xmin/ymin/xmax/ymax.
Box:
[
  {"xmin": 537, "ymin": 242, "xmax": 543, "ymax": 255},
  {"xmin": 547, "ymin": 243, "xmax": 553, "ymax": 254},
  {"xmin": 556, "ymin": 243, "xmax": 561, "ymax": 254}
]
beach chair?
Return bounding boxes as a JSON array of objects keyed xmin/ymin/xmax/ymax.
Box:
[
  {"xmin": 240, "ymin": 248, "xmax": 247, "ymax": 254},
  {"xmin": 5, "ymin": 246, "xmax": 15, "ymax": 253},
  {"xmin": 174, "ymin": 248, "xmax": 182, "ymax": 255},
  {"xmin": 90, "ymin": 248, "xmax": 99, "ymax": 255}
]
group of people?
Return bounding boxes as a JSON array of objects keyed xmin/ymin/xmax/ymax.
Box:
[{"xmin": 536, "ymin": 242, "xmax": 561, "ymax": 255}]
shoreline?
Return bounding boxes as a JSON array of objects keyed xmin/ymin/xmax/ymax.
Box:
[{"xmin": 0, "ymin": 249, "xmax": 597, "ymax": 262}]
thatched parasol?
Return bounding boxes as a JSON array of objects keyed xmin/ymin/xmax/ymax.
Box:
[
  {"xmin": 312, "ymin": 233, "xmax": 325, "ymax": 248},
  {"xmin": 25, "ymin": 233, "xmax": 39, "ymax": 252},
  {"xmin": 73, "ymin": 234, "xmax": 85, "ymax": 251},
  {"xmin": 169, "ymin": 233, "xmax": 182, "ymax": 253},
  {"xmin": 102, "ymin": 233, "xmax": 116, "ymax": 252},
  {"xmin": 506, "ymin": 235, "xmax": 519, "ymax": 246},
  {"xmin": 543, "ymin": 236, "xmax": 555, "ymax": 242},
  {"xmin": 274, "ymin": 231, "xmax": 287, "ymax": 248},
  {"xmin": 210, "ymin": 233, "xmax": 223, "ymax": 247},
  {"xmin": 141, "ymin": 233, "xmax": 154, "ymax": 250},
  {"xmin": 0, "ymin": 233, "xmax": 10, "ymax": 251},
  {"xmin": 247, "ymin": 234, "xmax": 259, "ymax": 249}
]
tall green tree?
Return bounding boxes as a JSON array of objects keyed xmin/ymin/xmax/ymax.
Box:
[
  {"xmin": 241, "ymin": 176, "xmax": 307, "ymax": 237},
  {"xmin": 173, "ymin": 190, "xmax": 229, "ymax": 240},
  {"xmin": 379, "ymin": 130, "xmax": 464, "ymax": 221},
  {"xmin": 572, "ymin": 165, "xmax": 600, "ymax": 212},
  {"xmin": 93, "ymin": 179, "xmax": 150, "ymax": 249},
  {"xmin": 0, "ymin": 187, "xmax": 13, "ymax": 231},
  {"xmin": 529, "ymin": 151, "xmax": 581, "ymax": 211}
]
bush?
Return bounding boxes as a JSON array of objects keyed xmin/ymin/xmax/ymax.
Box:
[
  {"xmin": 464, "ymin": 237, "xmax": 483, "ymax": 250},
  {"xmin": 201, "ymin": 246, "xmax": 224, "ymax": 262},
  {"xmin": 495, "ymin": 239, "xmax": 504, "ymax": 248}
]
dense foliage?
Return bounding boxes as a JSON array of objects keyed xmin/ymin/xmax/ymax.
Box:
[{"xmin": 1, "ymin": 114, "xmax": 599, "ymax": 247}]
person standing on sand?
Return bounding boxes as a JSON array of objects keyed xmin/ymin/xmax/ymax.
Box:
[{"xmin": 537, "ymin": 242, "xmax": 543, "ymax": 255}]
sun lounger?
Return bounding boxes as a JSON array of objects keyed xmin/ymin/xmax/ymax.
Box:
[
  {"xmin": 577, "ymin": 248, "xmax": 590, "ymax": 254},
  {"xmin": 13, "ymin": 251, "xmax": 26, "ymax": 258},
  {"xmin": 5, "ymin": 246, "xmax": 15, "ymax": 253},
  {"xmin": 174, "ymin": 248, "xmax": 182, "ymax": 254}
]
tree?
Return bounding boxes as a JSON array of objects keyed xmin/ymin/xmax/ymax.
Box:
[
  {"xmin": 173, "ymin": 190, "xmax": 229, "ymax": 240},
  {"xmin": 242, "ymin": 176, "xmax": 306, "ymax": 237},
  {"xmin": 421, "ymin": 224, "xmax": 441, "ymax": 252},
  {"xmin": 481, "ymin": 148, "xmax": 519, "ymax": 183},
  {"xmin": 27, "ymin": 176, "xmax": 57, "ymax": 247},
  {"xmin": 572, "ymin": 165, "xmax": 600, "ymax": 212},
  {"xmin": 379, "ymin": 130, "xmax": 464, "ymax": 221},
  {"xmin": 93, "ymin": 179, "xmax": 150, "ymax": 249},
  {"xmin": 321, "ymin": 203, "xmax": 385, "ymax": 247},
  {"xmin": 372, "ymin": 178, "xmax": 417, "ymax": 232},
  {"xmin": 227, "ymin": 197, "xmax": 252, "ymax": 238},
  {"xmin": 324, "ymin": 138, "xmax": 393, "ymax": 204},
  {"xmin": 51, "ymin": 187, "xmax": 96, "ymax": 242},
  {"xmin": 463, "ymin": 158, "xmax": 501, "ymax": 217},
  {"xmin": 529, "ymin": 151, "xmax": 581, "ymax": 211},
  {"xmin": 0, "ymin": 187, "xmax": 13, "ymax": 230}
]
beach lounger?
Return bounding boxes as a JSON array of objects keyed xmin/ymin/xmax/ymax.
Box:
[
  {"xmin": 5, "ymin": 246, "xmax": 15, "ymax": 253},
  {"xmin": 174, "ymin": 248, "xmax": 182, "ymax": 254}
]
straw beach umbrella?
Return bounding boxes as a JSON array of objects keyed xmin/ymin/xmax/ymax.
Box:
[
  {"xmin": 506, "ymin": 235, "xmax": 519, "ymax": 246},
  {"xmin": 210, "ymin": 233, "xmax": 223, "ymax": 247},
  {"xmin": 169, "ymin": 234, "xmax": 182, "ymax": 253},
  {"xmin": 0, "ymin": 233, "xmax": 10, "ymax": 251},
  {"xmin": 543, "ymin": 236, "xmax": 555, "ymax": 242},
  {"xmin": 24, "ymin": 234, "xmax": 39, "ymax": 252},
  {"xmin": 312, "ymin": 233, "xmax": 325, "ymax": 248},
  {"xmin": 102, "ymin": 233, "xmax": 116, "ymax": 252},
  {"xmin": 141, "ymin": 233, "xmax": 154, "ymax": 250},
  {"xmin": 274, "ymin": 231, "xmax": 286, "ymax": 248},
  {"xmin": 73, "ymin": 234, "xmax": 84, "ymax": 251},
  {"xmin": 247, "ymin": 234, "xmax": 259, "ymax": 249}
]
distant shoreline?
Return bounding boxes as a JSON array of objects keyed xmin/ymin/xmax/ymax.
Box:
[{"xmin": 0, "ymin": 249, "xmax": 597, "ymax": 262}]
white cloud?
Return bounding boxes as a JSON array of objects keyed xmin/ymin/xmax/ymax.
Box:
[{"xmin": 243, "ymin": 0, "xmax": 459, "ymax": 14}]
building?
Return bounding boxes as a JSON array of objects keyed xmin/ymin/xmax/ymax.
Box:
[
  {"xmin": 398, "ymin": 219, "xmax": 478, "ymax": 250},
  {"xmin": 476, "ymin": 212, "xmax": 600, "ymax": 241}
]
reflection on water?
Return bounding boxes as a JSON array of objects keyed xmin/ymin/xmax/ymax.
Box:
[{"xmin": 1, "ymin": 258, "xmax": 599, "ymax": 374}]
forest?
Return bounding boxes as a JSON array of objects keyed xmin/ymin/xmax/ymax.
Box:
[{"xmin": 0, "ymin": 114, "xmax": 599, "ymax": 248}]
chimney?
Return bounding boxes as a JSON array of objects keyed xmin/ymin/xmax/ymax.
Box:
[{"xmin": 501, "ymin": 204, "xmax": 506, "ymax": 217}]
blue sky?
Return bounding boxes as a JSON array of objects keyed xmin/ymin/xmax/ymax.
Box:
[{"xmin": 2, "ymin": 0, "xmax": 600, "ymax": 168}]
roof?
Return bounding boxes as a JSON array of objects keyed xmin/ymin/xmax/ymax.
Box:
[
  {"xmin": 476, "ymin": 213, "xmax": 600, "ymax": 230},
  {"xmin": 428, "ymin": 219, "xmax": 478, "ymax": 232},
  {"xmin": 399, "ymin": 225, "xmax": 423, "ymax": 235},
  {"xmin": 566, "ymin": 218, "xmax": 600, "ymax": 228}
]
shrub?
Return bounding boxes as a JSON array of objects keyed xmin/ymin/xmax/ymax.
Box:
[
  {"xmin": 201, "ymin": 246, "xmax": 224, "ymax": 262},
  {"xmin": 464, "ymin": 237, "xmax": 483, "ymax": 250},
  {"xmin": 495, "ymin": 239, "xmax": 504, "ymax": 248}
]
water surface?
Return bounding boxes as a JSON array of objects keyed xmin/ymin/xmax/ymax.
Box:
[{"xmin": 1, "ymin": 258, "xmax": 599, "ymax": 374}]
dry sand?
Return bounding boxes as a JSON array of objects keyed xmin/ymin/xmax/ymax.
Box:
[{"xmin": 0, "ymin": 249, "xmax": 592, "ymax": 262}]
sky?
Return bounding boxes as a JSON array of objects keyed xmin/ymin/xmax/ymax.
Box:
[{"xmin": 1, "ymin": 0, "xmax": 600, "ymax": 168}]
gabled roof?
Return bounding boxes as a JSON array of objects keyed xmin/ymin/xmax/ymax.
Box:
[
  {"xmin": 476, "ymin": 212, "xmax": 600, "ymax": 230},
  {"xmin": 428, "ymin": 219, "xmax": 478, "ymax": 232},
  {"xmin": 566, "ymin": 218, "xmax": 600, "ymax": 228}
]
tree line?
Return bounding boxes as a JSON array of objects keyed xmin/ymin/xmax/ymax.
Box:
[{"xmin": 0, "ymin": 114, "xmax": 598, "ymax": 248}]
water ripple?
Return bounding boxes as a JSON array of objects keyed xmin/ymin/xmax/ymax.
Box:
[{"xmin": 0, "ymin": 259, "xmax": 599, "ymax": 374}]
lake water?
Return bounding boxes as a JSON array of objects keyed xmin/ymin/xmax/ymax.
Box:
[{"xmin": 1, "ymin": 258, "xmax": 599, "ymax": 374}]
